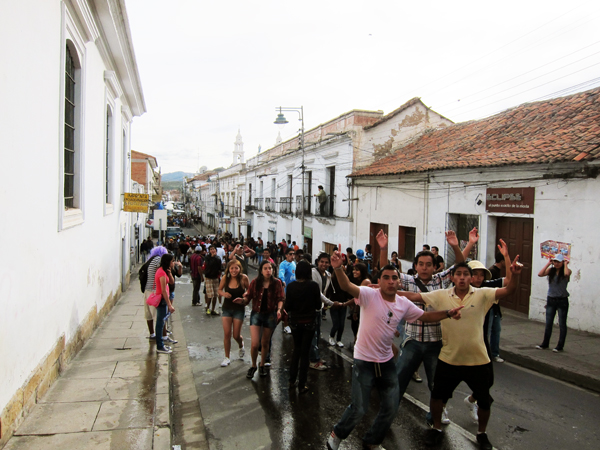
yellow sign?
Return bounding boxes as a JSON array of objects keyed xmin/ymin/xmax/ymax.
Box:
[
  {"xmin": 152, "ymin": 194, "xmax": 162, "ymax": 202},
  {"xmin": 124, "ymin": 193, "xmax": 149, "ymax": 213}
]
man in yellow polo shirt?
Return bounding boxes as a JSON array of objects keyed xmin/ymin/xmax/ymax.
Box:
[{"xmin": 402, "ymin": 260, "xmax": 522, "ymax": 450}]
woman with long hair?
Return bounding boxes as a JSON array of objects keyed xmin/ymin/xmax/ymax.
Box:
[
  {"xmin": 285, "ymin": 261, "xmax": 322, "ymax": 393},
  {"xmin": 242, "ymin": 260, "xmax": 285, "ymax": 378},
  {"xmin": 389, "ymin": 251, "xmax": 402, "ymax": 273},
  {"xmin": 536, "ymin": 255, "xmax": 572, "ymax": 352},
  {"xmin": 348, "ymin": 263, "xmax": 370, "ymax": 345},
  {"xmin": 218, "ymin": 260, "xmax": 249, "ymax": 367},
  {"xmin": 155, "ymin": 254, "xmax": 176, "ymax": 354}
]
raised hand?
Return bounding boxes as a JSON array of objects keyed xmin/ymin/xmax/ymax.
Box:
[
  {"xmin": 510, "ymin": 256, "xmax": 523, "ymax": 274},
  {"xmin": 498, "ymin": 239, "xmax": 509, "ymax": 258},
  {"xmin": 376, "ymin": 229, "xmax": 388, "ymax": 249},
  {"xmin": 469, "ymin": 227, "xmax": 479, "ymax": 245},
  {"xmin": 445, "ymin": 230, "xmax": 459, "ymax": 247},
  {"xmin": 330, "ymin": 244, "xmax": 343, "ymax": 269}
]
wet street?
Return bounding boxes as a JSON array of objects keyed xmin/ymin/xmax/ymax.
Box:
[{"xmin": 170, "ymin": 248, "xmax": 599, "ymax": 449}]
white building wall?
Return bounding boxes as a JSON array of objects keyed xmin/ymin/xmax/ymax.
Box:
[
  {"xmin": 354, "ymin": 163, "xmax": 600, "ymax": 333},
  {"xmin": 0, "ymin": 0, "xmax": 145, "ymax": 430}
]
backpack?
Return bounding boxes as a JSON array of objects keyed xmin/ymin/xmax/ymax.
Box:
[{"xmin": 139, "ymin": 255, "xmax": 158, "ymax": 293}]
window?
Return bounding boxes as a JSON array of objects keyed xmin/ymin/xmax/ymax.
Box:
[
  {"xmin": 104, "ymin": 105, "xmax": 113, "ymax": 206},
  {"xmin": 398, "ymin": 226, "xmax": 416, "ymax": 262},
  {"xmin": 448, "ymin": 213, "xmax": 480, "ymax": 262},
  {"xmin": 64, "ymin": 44, "xmax": 76, "ymax": 209}
]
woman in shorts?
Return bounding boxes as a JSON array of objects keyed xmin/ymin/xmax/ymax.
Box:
[
  {"xmin": 218, "ymin": 260, "xmax": 249, "ymax": 367},
  {"xmin": 242, "ymin": 260, "xmax": 284, "ymax": 378}
]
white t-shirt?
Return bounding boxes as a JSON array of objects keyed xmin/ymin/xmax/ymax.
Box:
[
  {"xmin": 216, "ymin": 247, "xmax": 226, "ymax": 263},
  {"xmin": 353, "ymin": 286, "xmax": 424, "ymax": 363}
]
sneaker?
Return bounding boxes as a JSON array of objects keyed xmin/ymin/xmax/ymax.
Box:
[
  {"xmin": 424, "ymin": 428, "xmax": 444, "ymax": 446},
  {"xmin": 309, "ymin": 361, "xmax": 328, "ymax": 371},
  {"xmin": 206, "ymin": 309, "xmax": 211, "ymax": 315},
  {"xmin": 220, "ymin": 357, "xmax": 230, "ymax": 367},
  {"xmin": 327, "ymin": 430, "xmax": 341, "ymax": 450},
  {"xmin": 211, "ymin": 310, "xmax": 220, "ymax": 315},
  {"xmin": 336, "ymin": 341, "xmax": 344, "ymax": 348},
  {"xmin": 157, "ymin": 348, "xmax": 172, "ymax": 354},
  {"xmin": 259, "ymin": 365, "xmax": 268, "ymax": 377},
  {"xmin": 493, "ymin": 356, "xmax": 504, "ymax": 363},
  {"xmin": 553, "ymin": 348, "xmax": 563, "ymax": 353},
  {"xmin": 264, "ymin": 361, "xmax": 271, "ymax": 367},
  {"xmin": 535, "ymin": 345, "xmax": 548, "ymax": 350},
  {"xmin": 164, "ymin": 336, "xmax": 178, "ymax": 344},
  {"xmin": 329, "ymin": 337, "xmax": 336, "ymax": 346},
  {"xmin": 441, "ymin": 407, "xmax": 450, "ymax": 424},
  {"xmin": 412, "ymin": 371, "xmax": 423, "ymax": 382},
  {"xmin": 239, "ymin": 343, "xmax": 245, "ymax": 358},
  {"xmin": 283, "ymin": 326, "xmax": 292, "ymax": 334},
  {"xmin": 246, "ymin": 367, "xmax": 257, "ymax": 379},
  {"xmin": 476, "ymin": 432, "xmax": 493, "ymax": 450},
  {"xmin": 464, "ymin": 396, "xmax": 478, "ymax": 423},
  {"xmin": 148, "ymin": 334, "xmax": 156, "ymax": 339}
]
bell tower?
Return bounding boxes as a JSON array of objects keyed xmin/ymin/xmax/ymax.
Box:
[{"xmin": 233, "ymin": 129, "xmax": 245, "ymax": 165}]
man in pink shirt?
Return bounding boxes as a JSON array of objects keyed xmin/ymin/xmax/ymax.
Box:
[{"xmin": 326, "ymin": 245, "xmax": 464, "ymax": 450}]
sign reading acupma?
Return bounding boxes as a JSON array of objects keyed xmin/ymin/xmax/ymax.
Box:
[
  {"xmin": 123, "ymin": 193, "xmax": 149, "ymax": 213},
  {"xmin": 485, "ymin": 187, "xmax": 535, "ymax": 214}
]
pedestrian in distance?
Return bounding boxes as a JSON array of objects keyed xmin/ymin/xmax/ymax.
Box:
[
  {"xmin": 326, "ymin": 245, "xmax": 464, "ymax": 450},
  {"xmin": 536, "ymin": 254, "xmax": 571, "ymax": 352},
  {"xmin": 242, "ymin": 260, "xmax": 285, "ymax": 379},
  {"xmin": 218, "ymin": 260, "xmax": 249, "ymax": 367},
  {"xmin": 284, "ymin": 261, "xmax": 322, "ymax": 393}
]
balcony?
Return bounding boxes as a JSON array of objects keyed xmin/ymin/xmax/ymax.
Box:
[
  {"xmin": 265, "ymin": 197, "xmax": 276, "ymax": 212},
  {"xmin": 244, "ymin": 202, "xmax": 255, "ymax": 212},
  {"xmin": 254, "ymin": 197, "xmax": 263, "ymax": 211},
  {"xmin": 314, "ymin": 194, "xmax": 336, "ymax": 217},
  {"xmin": 280, "ymin": 197, "xmax": 292, "ymax": 214}
]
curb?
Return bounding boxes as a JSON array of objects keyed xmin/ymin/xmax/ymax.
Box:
[{"xmin": 500, "ymin": 348, "xmax": 600, "ymax": 393}]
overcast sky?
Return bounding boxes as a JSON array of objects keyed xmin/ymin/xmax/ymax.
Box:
[{"xmin": 125, "ymin": 0, "xmax": 600, "ymax": 175}]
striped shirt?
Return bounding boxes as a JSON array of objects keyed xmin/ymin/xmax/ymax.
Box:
[{"xmin": 400, "ymin": 267, "xmax": 453, "ymax": 342}]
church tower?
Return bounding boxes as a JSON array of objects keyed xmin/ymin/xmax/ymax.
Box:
[{"xmin": 233, "ymin": 129, "xmax": 245, "ymax": 165}]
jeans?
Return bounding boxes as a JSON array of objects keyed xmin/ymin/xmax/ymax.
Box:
[
  {"xmin": 541, "ymin": 296, "xmax": 569, "ymax": 350},
  {"xmin": 155, "ymin": 300, "xmax": 168, "ymax": 350},
  {"xmin": 334, "ymin": 358, "xmax": 399, "ymax": 446},
  {"xmin": 309, "ymin": 313, "xmax": 322, "ymax": 363},
  {"xmin": 192, "ymin": 278, "xmax": 201, "ymax": 305},
  {"xmin": 329, "ymin": 306, "xmax": 347, "ymax": 342},
  {"xmin": 396, "ymin": 340, "xmax": 442, "ymax": 400},
  {"xmin": 290, "ymin": 323, "xmax": 316, "ymax": 387},
  {"xmin": 486, "ymin": 309, "xmax": 502, "ymax": 357}
]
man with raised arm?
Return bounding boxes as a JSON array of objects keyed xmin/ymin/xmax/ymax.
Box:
[
  {"xmin": 326, "ymin": 245, "xmax": 464, "ymax": 450},
  {"xmin": 376, "ymin": 230, "xmax": 465, "ymax": 425},
  {"xmin": 400, "ymin": 259, "xmax": 522, "ymax": 450}
]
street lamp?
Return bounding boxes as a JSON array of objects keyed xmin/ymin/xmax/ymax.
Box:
[{"xmin": 274, "ymin": 106, "xmax": 305, "ymax": 248}]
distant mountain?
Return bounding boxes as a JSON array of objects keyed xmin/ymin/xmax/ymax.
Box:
[{"xmin": 161, "ymin": 171, "xmax": 194, "ymax": 182}]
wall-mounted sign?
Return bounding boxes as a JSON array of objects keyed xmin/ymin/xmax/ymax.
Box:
[
  {"xmin": 304, "ymin": 226, "xmax": 313, "ymax": 239},
  {"xmin": 123, "ymin": 193, "xmax": 149, "ymax": 213},
  {"xmin": 486, "ymin": 188, "xmax": 534, "ymax": 214}
]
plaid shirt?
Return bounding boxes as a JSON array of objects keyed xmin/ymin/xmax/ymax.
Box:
[{"xmin": 400, "ymin": 267, "xmax": 453, "ymax": 342}]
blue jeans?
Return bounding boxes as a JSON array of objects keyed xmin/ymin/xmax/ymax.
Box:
[
  {"xmin": 309, "ymin": 313, "xmax": 322, "ymax": 363},
  {"xmin": 334, "ymin": 358, "xmax": 399, "ymax": 446},
  {"xmin": 486, "ymin": 309, "xmax": 502, "ymax": 357},
  {"xmin": 541, "ymin": 296, "xmax": 569, "ymax": 350},
  {"xmin": 396, "ymin": 340, "xmax": 442, "ymax": 400},
  {"xmin": 155, "ymin": 300, "xmax": 168, "ymax": 350},
  {"xmin": 329, "ymin": 306, "xmax": 347, "ymax": 342}
]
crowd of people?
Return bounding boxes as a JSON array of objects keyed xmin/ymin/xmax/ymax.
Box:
[{"xmin": 139, "ymin": 226, "xmax": 570, "ymax": 450}]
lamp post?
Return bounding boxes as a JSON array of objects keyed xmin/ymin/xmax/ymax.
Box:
[{"xmin": 274, "ymin": 106, "xmax": 305, "ymax": 248}]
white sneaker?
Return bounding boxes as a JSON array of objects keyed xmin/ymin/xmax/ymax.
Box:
[
  {"xmin": 283, "ymin": 326, "xmax": 292, "ymax": 334},
  {"xmin": 326, "ymin": 430, "xmax": 340, "ymax": 450},
  {"xmin": 493, "ymin": 356, "xmax": 504, "ymax": 363},
  {"xmin": 464, "ymin": 396, "xmax": 478, "ymax": 423},
  {"xmin": 328, "ymin": 337, "xmax": 336, "ymax": 346},
  {"xmin": 148, "ymin": 334, "xmax": 156, "ymax": 339},
  {"xmin": 239, "ymin": 343, "xmax": 245, "ymax": 358},
  {"xmin": 336, "ymin": 341, "xmax": 344, "ymax": 348},
  {"xmin": 164, "ymin": 336, "xmax": 178, "ymax": 344},
  {"xmin": 157, "ymin": 348, "xmax": 172, "ymax": 354},
  {"xmin": 220, "ymin": 357, "xmax": 230, "ymax": 367},
  {"xmin": 441, "ymin": 407, "xmax": 450, "ymax": 424}
]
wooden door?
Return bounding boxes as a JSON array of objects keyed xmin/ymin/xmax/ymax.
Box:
[{"xmin": 496, "ymin": 217, "xmax": 533, "ymax": 314}]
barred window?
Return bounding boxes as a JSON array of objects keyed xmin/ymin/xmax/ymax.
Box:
[{"xmin": 64, "ymin": 45, "xmax": 76, "ymax": 208}]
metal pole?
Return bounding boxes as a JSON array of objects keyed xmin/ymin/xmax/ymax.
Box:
[{"xmin": 300, "ymin": 106, "xmax": 305, "ymax": 250}]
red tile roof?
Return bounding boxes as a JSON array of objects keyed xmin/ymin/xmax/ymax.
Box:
[{"xmin": 351, "ymin": 87, "xmax": 600, "ymax": 178}]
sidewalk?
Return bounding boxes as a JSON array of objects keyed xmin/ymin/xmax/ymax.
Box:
[
  {"xmin": 498, "ymin": 309, "xmax": 600, "ymax": 392},
  {"xmin": 4, "ymin": 280, "xmax": 172, "ymax": 450}
]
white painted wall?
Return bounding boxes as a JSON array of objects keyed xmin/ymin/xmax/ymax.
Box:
[
  {"xmin": 0, "ymin": 0, "xmax": 144, "ymax": 414},
  {"xmin": 354, "ymin": 163, "xmax": 600, "ymax": 333}
]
